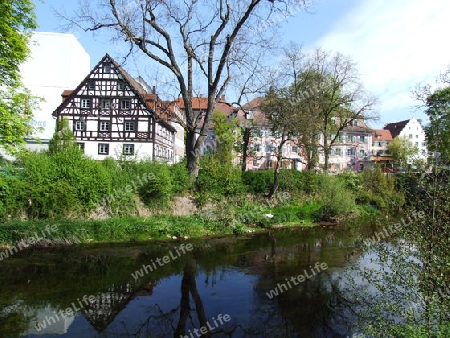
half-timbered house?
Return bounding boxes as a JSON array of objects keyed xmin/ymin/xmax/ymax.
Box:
[{"xmin": 53, "ymin": 54, "xmax": 177, "ymax": 162}]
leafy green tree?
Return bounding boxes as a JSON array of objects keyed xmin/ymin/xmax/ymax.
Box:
[
  {"xmin": 0, "ymin": 0, "xmax": 38, "ymax": 154},
  {"xmin": 48, "ymin": 118, "xmax": 77, "ymax": 154},
  {"xmin": 387, "ymin": 136, "xmax": 419, "ymax": 170},
  {"xmin": 0, "ymin": 87, "xmax": 40, "ymax": 154},
  {"xmin": 211, "ymin": 110, "xmax": 237, "ymax": 165},
  {"xmin": 424, "ymin": 86, "xmax": 450, "ymax": 164},
  {"xmin": 0, "ymin": 0, "xmax": 36, "ymax": 86}
]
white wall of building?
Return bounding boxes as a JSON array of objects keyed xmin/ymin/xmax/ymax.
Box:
[
  {"xmin": 20, "ymin": 32, "xmax": 90, "ymax": 142},
  {"xmin": 398, "ymin": 118, "xmax": 427, "ymax": 161},
  {"xmin": 80, "ymin": 141, "xmax": 154, "ymax": 161}
]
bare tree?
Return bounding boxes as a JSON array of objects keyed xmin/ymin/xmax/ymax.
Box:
[
  {"xmin": 297, "ymin": 49, "xmax": 378, "ymax": 172},
  {"xmin": 59, "ymin": 0, "xmax": 312, "ymax": 178}
]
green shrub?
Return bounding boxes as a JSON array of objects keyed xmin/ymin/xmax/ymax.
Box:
[
  {"xmin": 0, "ymin": 176, "xmax": 27, "ymax": 219},
  {"xmin": 137, "ymin": 161, "xmax": 173, "ymax": 209},
  {"xmin": 196, "ymin": 155, "xmax": 244, "ymax": 203},
  {"xmin": 170, "ymin": 159, "xmax": 192, "ymax": 194},
  {"xmin": 242, "ymin": 170, "xmax": 273, "ymax": 194},
  {"xmin": 316, "ymin": 174, "xmax": 356, "ymax": 220}
]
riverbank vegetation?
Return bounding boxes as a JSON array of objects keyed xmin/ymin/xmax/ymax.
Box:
[{"xmin": 0, "ymin": 146, "xmax": 405, "ymax": 247}]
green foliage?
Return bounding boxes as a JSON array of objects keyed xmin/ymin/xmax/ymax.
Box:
[
  {"xmin": 388, "ymin": 136, "xmax": 420, "ymax": 169},
  {"xmin": 48, "ymin": 118, "xmax": 77, "ymax": 154},
  {"xmin": 316, "ymin": 174, "xmax": 356, "ymax": 220},
  {"xmin": 0, "ymin": 0, "xmax": 39, "ymax": 154},
  {"xmin": 358, "ymin": 166, "xmax": 404, "ymax": 209},
  {"xmin": 0, "ymin": 87, "xmax": 41, "ymax": 154},
  {"xmin": 169, "ymin": 159, "xmax": 192, "ymax": 194},
  {"xmin": 211, "ymin": 110, "xmax": 237, "ymax": 164},
  {"xmin": 137, "ymin": 161, "xmax": 173, "ymax": 209},
  {"xmin": 195, "ymin": 155, "xmax": 244, "ymax": 204},
  {"xmin": 242, "ymin": 170, "xmax": 320, "ymax": 196},
  {"xmin": 424, "ymin": 86, "xmax": 450, "ymax": 164},
  {"xmin": 337, "ymin": 170, "xmax": 362, "ymax": 192},
  {"xmin": 0, "ymin": 0, "xmax": 36, "ymax": 86},
  {"xmin": 17, "ymin": 147, "xmax": 110, "ymax": 218},
  {"xmin": 242, "ymin": 170, "xmax": 273, "ymax": 194}
]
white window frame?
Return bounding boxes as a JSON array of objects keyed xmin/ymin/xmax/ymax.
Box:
[
  {"xmin": 124, "ymin": 120, "xmax": 135, "ymax": 132},
  {"xmin": 121, "ymin": 99, "xmax": 131, "ymax": 110},
  {"xmin": 81, "ymin": 99, "xmax": 90, "ymax": 108},
  {"xmin": 103, "ymin": 63, "xmax": 111, "ymax": 73},
  {"xmin": 88, "ymin": 81, "xmax": 95, "ymax": 90},
  {"xmin": 98, "ymin": 143, "xmax": 109, "ymax": 155},
  {"xmin": 123, "ymin": 144, "xmax": 134, "ymax": 155},
  {"xmin": 99, "ymin": 121, "xmax": 110, "ymax": 132},
  {"xmin": 101, "ymin": 99, "xmax": 111, "ymax": 111},
  {"xmin": 74, "ymin": 120, "xmax": 85, "ymax": 131}
]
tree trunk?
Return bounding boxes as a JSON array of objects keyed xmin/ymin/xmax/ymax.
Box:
[
  {"xmin": 186, "ymin": 129, "xmax": 200, "ymax": 180},
  {"xmin": 268, "ymin": 138, "xmax": 287, "ymax": 198},
  {"xmin": 241, "ymin": 127, "xmax": 251, "ymax": 172}
]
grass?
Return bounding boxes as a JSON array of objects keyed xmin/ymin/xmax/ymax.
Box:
[{"xmin": 0, "ymin": 202, "xmax": 326, "ymax": 248}]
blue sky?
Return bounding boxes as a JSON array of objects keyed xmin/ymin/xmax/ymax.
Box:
[{"xmin": 34, "ymin": 0, "xmax": 450, "ymax": 128}]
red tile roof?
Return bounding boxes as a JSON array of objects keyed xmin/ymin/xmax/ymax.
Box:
[{"xmin": 372, "ymin": 129, "xmax": 392, "ymax": 141}]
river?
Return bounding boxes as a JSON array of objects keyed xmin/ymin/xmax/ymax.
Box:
[{"xmin": 0, "ymin": 217, "xmax": 391, "ymax": 337}]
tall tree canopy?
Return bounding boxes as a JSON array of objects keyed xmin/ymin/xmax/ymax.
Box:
[
  {"xmin": 0, "ymin": 0, "xmax": 38, "ymax": 154},
  {"xmin": 62, "ymin": 0, "xmax": 312, "ymax": 178},
  {"xmin": 0, "ymin": 0, "xmax": 36, "ymax": 86},
  {"xmin": 262, "ymin": 47, "xmax": 378, "ymax": 173},
  {"xmin": 387, "ymin": 136, "xmax": 419, "ymax": 170},
  {"xmin": 424, "ymin": 86, "xmax": 450, "ymax": 164}
]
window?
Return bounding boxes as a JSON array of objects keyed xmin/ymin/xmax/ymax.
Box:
[
  {"xmin": 99, "ymin": 121, "xmax": 110, "ymax": 131},
  {"xmin": 267, "ymin": 159, "xmax": 273, "ymax": 169},
  {"xmin": 98, "ymin": 143, "xmax": 109, "ymax": 155},
  {"xmin": 415, "ymin": 142, "xmax": 419, "ymax": 147},
  {"xmin": 360, "ymin": 149, "xmax": 365, "ymax": 156},
  {"xmin": 118, "ymin": 81, "xmax": 126, "ymax": 90},
  {"xmin": 415, "ymin": 134, "xmax": 419, "ymax": 139},
  {"xmin": 123, "ymin": 144, "xmax": 134, "ymax": 155},
  {"xmin": 359, "ymin": 163, "xmax": 364, "ymax": 171},
  {"xmin": 121, "ymin": 99, "xmax": 131, "ymax": 110},
  {"xmin": 409, "ymin": 134, "xmax": 413, "ymax": 139},
  {"xmin": 102, "ymin": 99, "xmax": 111, "ymax": 110},
  {"xmin": 124, "ymin": 120, "xmax": 135, "ymax": 131},
  {"xmin": 81, "ymin": 99, "xmax": 90, "ymax": 108},
  {"xmin": 292, "ymin": 146, "xmax": 299, "ymax": 153},
  {"xmin": 88, "ymin": 81, "xmax": 95, "ymax": 90},
  {"xmin": 74, "ymin": 120, "xmax": 85, "ymax": 131},
  {"xmin": 77, "ymin": 143, "xmax": 85, "ymax": 151},
  {"xmin": 246, "ymin": 111, "xmax": 254, "ymax": 119},
  {"xmin": 422, "ymin": 142, "xmax": 426, "ymax": 147},
  {"xmin": 347, "ymin": 149, "xmax": 352, "ymax": 156},
  {"xmin": 104, "ymin": 63, "xmax": 111, "ymax": 73}
]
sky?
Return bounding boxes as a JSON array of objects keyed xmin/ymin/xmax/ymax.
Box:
[{"xmin": 33, "ymin": 0, "xmax": 450, "ymax": 128}]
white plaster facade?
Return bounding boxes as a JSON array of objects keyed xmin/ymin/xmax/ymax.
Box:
[{"xmin": 20, "ymin": 32, "xmax": 90, "ymax": 143}]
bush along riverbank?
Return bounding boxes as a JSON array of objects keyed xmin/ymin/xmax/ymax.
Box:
[{"xmin": 0, "ymin": 148, "xmax": 405, "ymax": 247}]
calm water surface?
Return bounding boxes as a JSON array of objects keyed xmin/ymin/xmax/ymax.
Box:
[{"xmin": 0, "ymin": 219, "xmax": 384, "ymax": 337}]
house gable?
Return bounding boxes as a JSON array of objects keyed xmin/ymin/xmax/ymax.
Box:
[{"xmin": 52, "ymin": 54, "xmax": 176, "ymax": 162}]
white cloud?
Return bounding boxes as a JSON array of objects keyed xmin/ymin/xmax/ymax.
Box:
[{"xmin": 315, "ymin": 0, "xmax": 450, "ymax": 120}]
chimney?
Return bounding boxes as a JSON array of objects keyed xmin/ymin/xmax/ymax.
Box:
[{"xmin": 152, "ymin": 86, "xmax": 156, "ymax": 94}]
